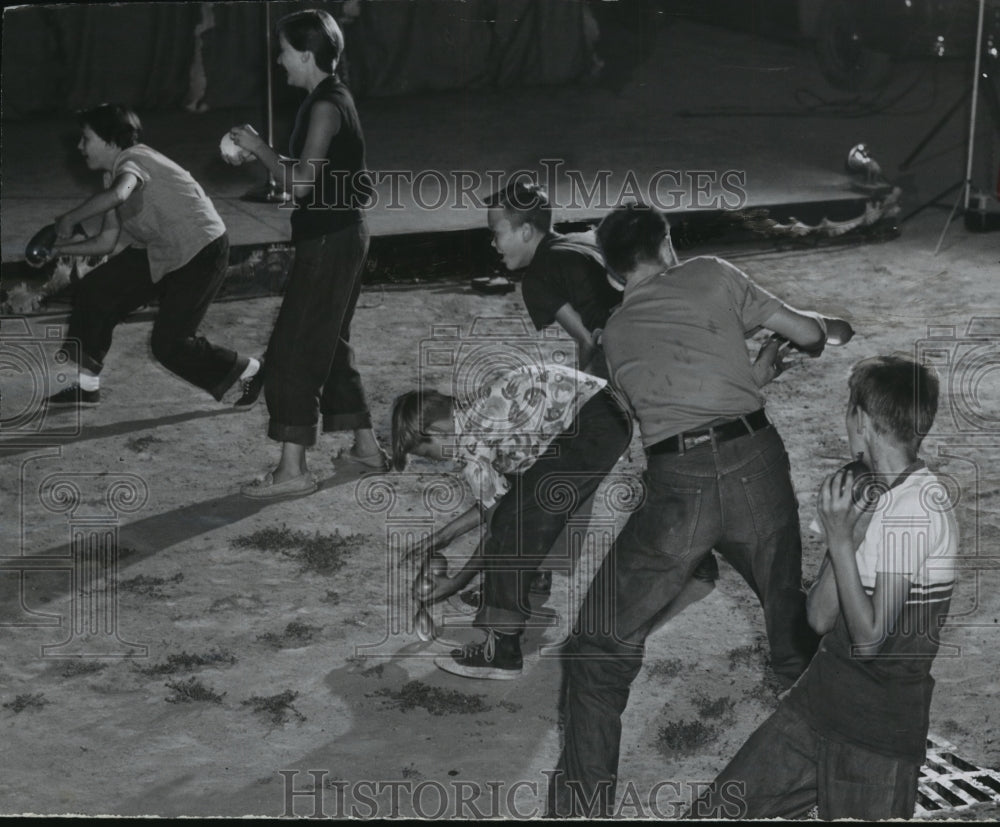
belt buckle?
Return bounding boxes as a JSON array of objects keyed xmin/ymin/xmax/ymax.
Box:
[{"xmin": 683, "ymin": 433, "xmax": 712, "ymax": 450}]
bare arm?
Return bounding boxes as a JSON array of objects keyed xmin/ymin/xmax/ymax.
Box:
[
  {"xmin": 429, "ymin": 504, "xmax": 483, "ymax": 552},
  {"xmin": 413, "ymin": 504, "xmax": 495, "ymax": 603},
  {"xmin": 399, "ymin": 502, "xmax": 484, "ymax": 568},
  {"xmin": 230, "ymin": 100, "xmax": 342, "ymax": 204},
  {"xmin": 761, "ymin": 305, "xmax": 826, "ymax": 355},
  {"xmin": 806, "ymin": 553, "xmax": 839, "ymax": 634},
  {"xmin": 819, "ymin": 467, "xmax": 910, "ymax": 659},
  {"xmin": 433, "ymin": 535, "xmax": 486, "ymax": 598},
  {"xmin": 52, "ymin": 207, "xmax": 122, "ymax": 259},
  {"xmin": 750, "ymin": 336, "xmax": 788, "ymax": 388},
  {"xmin": 53, "ymin": 171, "xmax": 139, "ymax": 240},
  {"xmin": 553, "ymin": 303, "xmax": 598, "ymax": 372}
]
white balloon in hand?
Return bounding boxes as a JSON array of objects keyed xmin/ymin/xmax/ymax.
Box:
[{"xmin": 220, "ymin": 133, "xmax": 253, "ymax": 165}]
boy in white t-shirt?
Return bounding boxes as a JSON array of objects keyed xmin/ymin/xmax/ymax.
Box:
[{"xmin": 689, "ymin": 354, "xmax": 958, "ymax": 820}]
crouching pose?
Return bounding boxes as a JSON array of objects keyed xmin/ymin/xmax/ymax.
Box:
[
  {"xmin": 550, "ymin": 202, "xmax": 833, "ymax": 816},
  {"xmin": 392, "ymin": 362, "xmax": 631, "ymax": 680},
  {"xmin": 46, "ymin": 103, "xmax": 258, "ymax": 408}
]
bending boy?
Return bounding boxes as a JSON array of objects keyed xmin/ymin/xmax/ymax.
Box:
[
  {"xmin": 486, "ymin": 179, "xmax": 719, "ymax": 584},
  {"xmin": 391, "ymin": 362, "xmax": 631, "ymax": 680},
  {"xmin": 550, "ymin": 203, "xmax": 830, "ymax": 816}
]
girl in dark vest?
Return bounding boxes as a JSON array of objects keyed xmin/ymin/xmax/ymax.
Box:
[{"xmin": 229, "ymin": 8, "xmax": 385, "ymax": 498}]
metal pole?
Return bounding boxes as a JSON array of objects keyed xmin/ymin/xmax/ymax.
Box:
[
  {"xmin": 963, "ymin": 0, "xmax": 987, "ymax": 211},
  {"xmin": 243, "ymin": 1, "xmax": 286, "ymax": 203},
  {"xmin": 264, "ymin": 1, "xmax": 275, "ymax": 165}
]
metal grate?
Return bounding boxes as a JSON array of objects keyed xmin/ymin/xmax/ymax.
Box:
[{"xmin": 915, "ymin": 733, "xmax": 1000, "ymax": 816}]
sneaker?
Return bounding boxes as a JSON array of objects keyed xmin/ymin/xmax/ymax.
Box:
[
  {"xmin": 692, "ymin": 553, "xmax": 719, "ymax": 584},
  {"xmin": 435, "ymin": 628, "xmax": 523, "ymax": 680},
  {"xmin": 233, "ymin": 362, "xmax": 264, "ymax": 409},
  {"xmin": 46, "ymin": 384, "xmax": 99, "ymax": 407}
]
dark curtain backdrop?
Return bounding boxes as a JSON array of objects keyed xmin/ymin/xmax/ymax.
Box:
[{"xmin": 1, "ymin": 1, "xmax": 588, "ymax": 120}]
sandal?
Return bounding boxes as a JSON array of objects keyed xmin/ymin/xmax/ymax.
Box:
[
  {"xmin": 335, "ymin": 448, "xmax": 390, "ymax": 471},
  {"xmin": 240, "ymin": 472, "xmax": 318, "ymax": 499}
]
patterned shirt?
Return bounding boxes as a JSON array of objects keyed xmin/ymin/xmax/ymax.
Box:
[{"xmin": 452, "ymin": 364, "xmax": 606, "ymax": 508}]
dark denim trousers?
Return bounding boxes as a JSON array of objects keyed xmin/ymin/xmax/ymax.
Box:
[
  {"xmin": 475, "ymin": 389, "xmax": 633, "ymax": 633},
  {"xmin": 549, "ymin": 424, "xmax": 819, "ymax": 816},
  {"xmin": 264, "ymin": 221, "xmax": 371, "ymax": 446},
  {"xmin": 63, "ymin": 235, "xmax": 244, "ymax": 400},
  {"xmin": 686, "ymin": 702, "xmax": 920, "ymax": 819}
]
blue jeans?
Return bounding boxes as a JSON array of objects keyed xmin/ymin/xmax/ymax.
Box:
[
  {"xmin": 475, "ymin": 390, "xmax": 632, "ymax": 632},
  {"xmin": 264, "ymin": 221, "xmax": 371, "ymax": 446},
  {"xmin": 549, "ymin": 423, "xmax": 818, "ymax": 816},
  {"xmin": 686, "ymin": 702, "xmax": 920, "ymax": 819},
  {"xmin": 63, "ymin": 235, "xmax": 245, "ymax": 400}
]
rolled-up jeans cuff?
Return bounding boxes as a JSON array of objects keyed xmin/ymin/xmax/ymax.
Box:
[
  {"xmin": 322, "ymin": 411, "xmax": 371, "ymax": 432},
  {"xmin": 267, "ymin": 421, "xmax": 317, "ymax": 447},
  {"xmin": 474, "ymin": 606, "xmax": 525, "ymax": 634},
  {"xmin": 209, "ymin": 355, "xmax": 248, "ymax": 402}
]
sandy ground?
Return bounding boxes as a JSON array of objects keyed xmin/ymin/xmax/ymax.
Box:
[{"xmin": 1, "ymin": 205, "xmax": 998, "ymax": 819}]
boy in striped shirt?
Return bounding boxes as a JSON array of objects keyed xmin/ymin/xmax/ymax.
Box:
[{"xmin": 690, "ymin": 354, "xmax": 958, "ymax": 820}]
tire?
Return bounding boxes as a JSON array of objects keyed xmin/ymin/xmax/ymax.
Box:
[{"xmin": 815, "ymin": 0, "xmax": 892, "ymax": 92}]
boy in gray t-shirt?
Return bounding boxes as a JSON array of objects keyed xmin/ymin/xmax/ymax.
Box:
[{"xmin": 550, "ymin": 203, "xmax": 836, "ymax": 817}]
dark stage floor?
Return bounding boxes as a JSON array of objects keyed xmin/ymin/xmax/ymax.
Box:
[{"xmin": 2, "ymin": 18, "xmax": 989, "ymax": 262}]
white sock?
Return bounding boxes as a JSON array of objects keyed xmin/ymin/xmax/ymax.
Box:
[
  {"xmin": 239, "ymin": 358, "xmax": 260, "ymax": 381},
  {"xmin": 78, "ymin": 372, "xmax": 100, "ymax": 392}
]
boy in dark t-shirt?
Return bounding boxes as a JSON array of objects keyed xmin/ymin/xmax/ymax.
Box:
[
  {"xmin": 484, "ymin": 181, "xmax": 717, "ymax": 587},
  {"xmin": 486, "ymin": 181, "xmax": 620, "ymax": 378}
]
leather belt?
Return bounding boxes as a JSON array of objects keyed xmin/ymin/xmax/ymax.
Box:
[{"xmin": 646, "ymin": 409, "xmax": 770, "ymax": 456}]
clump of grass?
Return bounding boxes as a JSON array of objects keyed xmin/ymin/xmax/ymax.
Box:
[
  {"xmin": 497, "ymin": 700, "xmax": 522, "ymax": 713},
  {"xmin": 361, "ymin": 663, "xmax": 385, "ymax": 679},
  {"xmin": 232, "ymin": 525, "xmax": 366, "ymax": 575},
  {"xmin": 322, "ymin": 590, "xmax": 341, "ymax": 605},
  {"xmin": 165, "ymin": 677, "xmax": 226, "ymax": 704},
  {"xmin": 57, "ymin": 661, "xmax": 108, "ymax": 679},
  {"xmin": 646, "ymin": 658, "xmax": 686, "ymax": 680},
  {"xmin": 373, "ymin": 680, "xmax": 490, "ymax": 716},
  {"xmin": 134, "ymin": 649, "xmax": 237, "ymax": 676},
  {"xmin": 208, "ymin": 593, "xmax": 264, "ymax": 613},
  {"xmin": 241, "ymin": 690, "xmax": 306, "ymax": 724},
  {"xmin": 656, "ymin": 719, "xmax": 719, "ymax": 754},
  {"xmin": 401, "ymin": 764, "xmax": 423, "ymax": 780},
  {"xmin": 727, "ymin": 639, "xmax": 767, "ymax": 671},
  {"xmin": 3, "ymin": 693, "xmax": 49, "ymax": 713},
  {"xmin": 257, "ymin": 621, "xmax": 320, "ymax": 648},
  {"xmin": 232, "ymin": 525, "xmax": 304, "ymax": 553},
  {"xmin": 693, "ymin": 694, "xmax": 736, "ymax": 721},
  {"xmin": 125, "ymin": 434, "xmax": 164, "ymax": 453},
  {"xmin": 118, "ymin": 572, "xmax": 184, "ymax": 597}
]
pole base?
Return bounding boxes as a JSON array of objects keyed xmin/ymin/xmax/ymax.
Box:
[{"xmin": 241, "ymin": 182, "xmax": 290, "ymax": 204}]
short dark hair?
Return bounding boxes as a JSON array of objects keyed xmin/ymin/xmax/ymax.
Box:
[
  {"xmin": 77, "ymin": 104, "xmax": 141, "ymax": 149},
  {"xmin": 848, "ymin": 355, "xmax": 939, "ymax": 451},
  {"xmin": 486, "ymin": 178, "xmax": 552, "ymax": 233},
  {"xmin": 278, "ymin": 9, "xmax": 344, "ymax": 74},
  {"xmin": 596, "ymin": 202, "xmax": 669, "ymax": 284},
  {"xmin": 390, "ymin": 389, "xmax": 454, "ymax": 471}
]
